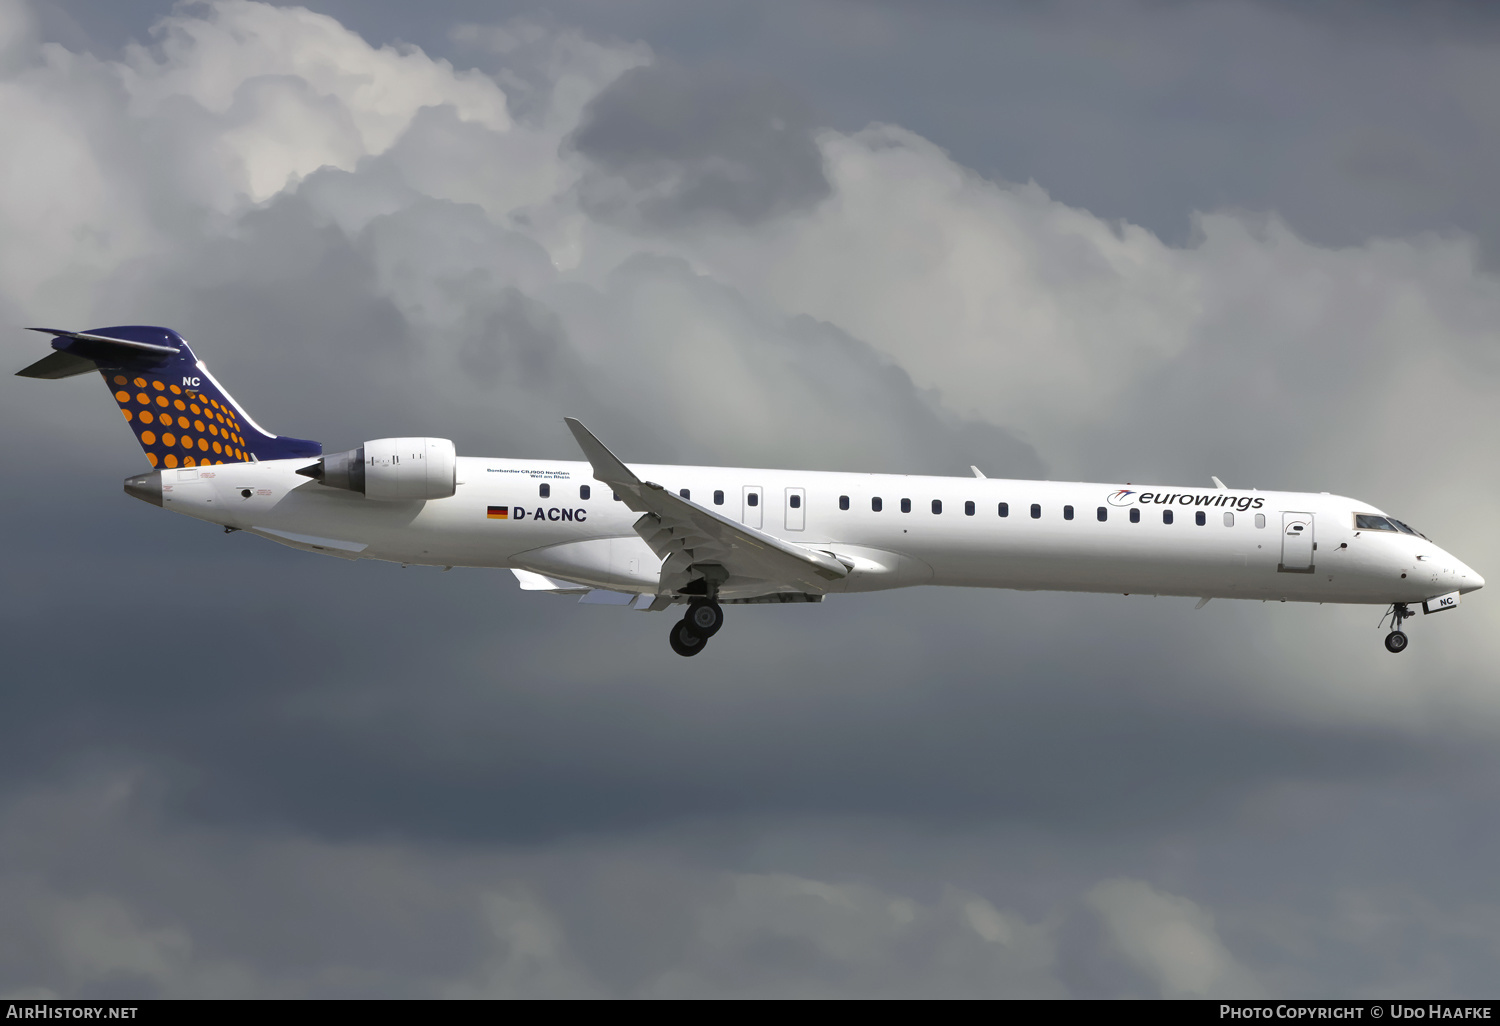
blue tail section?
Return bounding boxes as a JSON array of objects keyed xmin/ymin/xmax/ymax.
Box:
[{"xmin": 20, "ymin": 326, "xmax": 320, "ymax": 468}]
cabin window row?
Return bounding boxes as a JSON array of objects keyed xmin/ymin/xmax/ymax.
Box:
[
  {"xmin": 571, "ymin": 481, "xmax": 1268, "ymax": 532},
  {"xmin": 831, "ymin": 495, "xmax": 1270, "ymax": 529}
]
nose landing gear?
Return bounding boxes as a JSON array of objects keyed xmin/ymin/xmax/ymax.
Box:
[{"xmin": 1380, "ymin": 603, "xmax": 1413, "ymax": 654}]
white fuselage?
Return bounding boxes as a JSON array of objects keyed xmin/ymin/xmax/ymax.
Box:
[{"xmin": 152, "ymin": 456, "xmax": 1483, "ymax": 607}]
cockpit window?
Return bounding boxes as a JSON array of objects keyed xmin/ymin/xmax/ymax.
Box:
[
  {"xmin": 1355, "ymin": 514, "xmax": 1397, "ymax": 531},
  {"xmin": 1389, "ymin": 519, "xmax": 1420, "ymax": 536}
]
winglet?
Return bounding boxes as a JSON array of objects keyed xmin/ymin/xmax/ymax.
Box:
[
  {"xmin": 565, "ymin": 418, "xmax": 640, "ymax": 488},
  {"xmin": 970, "ymin": 465, "xmax": 986, "ymax": 479},
  {"xmin": 1211, "ymin": 476, "xmax": 1228, "ymax": 491}
]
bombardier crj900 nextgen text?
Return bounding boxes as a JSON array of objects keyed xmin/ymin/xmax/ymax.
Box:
[{"xmin": 18, "ymin": 326, "xmax": 1485, "ymax": 656}]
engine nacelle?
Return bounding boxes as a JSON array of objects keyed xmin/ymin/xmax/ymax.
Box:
[{"xmin": 299, "ymin": 437, "xmax": 457, "ymax": 501}]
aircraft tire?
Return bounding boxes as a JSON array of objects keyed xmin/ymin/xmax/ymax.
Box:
[
  {"xmin": 1385, "ymin": 630, "xmax": 1409, "ymax": 654},
  {"xmin": 685, "ymin": 599, "xmax": 724, "ymax": 638},
  {"xmin": 670, "ymin": 619, "xmax": 708, "ymax": 657}
]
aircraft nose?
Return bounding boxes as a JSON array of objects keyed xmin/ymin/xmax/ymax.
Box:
[{"xmin": 1459, "ymin": 566, "xmax": 1484, "ymax": 594}]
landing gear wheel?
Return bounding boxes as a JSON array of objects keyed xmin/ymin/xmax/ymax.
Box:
[
  {"xmin": 1385, "ymin": 630, "xmax": 1409, "ymax": 654},
  {"xmin": 670, "ymin": 619, "xmax": 708, "ymax": 657},
  {"xmin": 685, "ymin": 599, "xmax": 724, "ymax": 638}
]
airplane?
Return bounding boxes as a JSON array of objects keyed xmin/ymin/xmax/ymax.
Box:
[{"xmin": 17, "ymin": 325, "xmax": 1484, "ymax": 657}]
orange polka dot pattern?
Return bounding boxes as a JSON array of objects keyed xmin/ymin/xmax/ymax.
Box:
[{"xmin": 97, "ymin": 368, "xmax": 251, "ymax": 468}]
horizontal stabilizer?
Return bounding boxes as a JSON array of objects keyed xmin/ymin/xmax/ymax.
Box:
[
  {"xmin": 28, "ymin": 326, "xmax": 181, "ymax": 356},
  {"xmin": 16, "ymin": 350, "xmax": 98, "ymax": 379}
]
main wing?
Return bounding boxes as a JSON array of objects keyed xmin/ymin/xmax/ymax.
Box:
[{"xmin": 564, "ymin": 418, "xmax": 850, "ymax": 597}]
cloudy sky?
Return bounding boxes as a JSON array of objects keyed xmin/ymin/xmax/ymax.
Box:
[{"xmin": 3, "ymin": 0, "xmax": 1499, "ymax": 998}]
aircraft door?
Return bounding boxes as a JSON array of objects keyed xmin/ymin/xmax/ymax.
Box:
[
  {"xmin": 785, "ymin": 487, "xmax": 806, "ymax": 531},
  {"xmin": 743, "ymin": 485, "xmax": 763, "ymax": 529},
  {"xmin": 1279, "ymin": 512, "xmax": 1314, "ymax": 573}
]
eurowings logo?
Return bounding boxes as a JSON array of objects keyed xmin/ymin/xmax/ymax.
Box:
[{"xmin": 1107, "ymin": 489, "xmax": 1136, "ymax": 507}]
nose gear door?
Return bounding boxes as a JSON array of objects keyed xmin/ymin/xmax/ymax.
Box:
[{"xmin": 1279, "ymin": 512, "xmax": 1314, "ymax": 573}]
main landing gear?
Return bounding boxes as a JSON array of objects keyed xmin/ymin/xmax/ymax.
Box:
[
  {"xmin": 669, "ymin": 599, "xmax": 724, "ymax": 657},
  {"xmin": 1380, "ymin": 603, "xmax": 1413, "ymax": 654}
]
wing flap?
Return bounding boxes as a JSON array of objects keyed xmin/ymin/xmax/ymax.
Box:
[
  {"xmin": 564, "ymin": 418, "xmax": 849, "ymax": 594},
  {"xmin": 511, "ymin": 568, "xmax": 591, "ymax": 594}
]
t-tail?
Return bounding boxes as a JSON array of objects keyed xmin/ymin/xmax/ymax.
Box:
[{"xmin": 16, "ymin": 326, "xmax": 320, "ymax": 469}]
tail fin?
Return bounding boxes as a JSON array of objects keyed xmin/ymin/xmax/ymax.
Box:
[{"xmin": 17, "ymin": 326, "xmax": 321, "ymax": 468}]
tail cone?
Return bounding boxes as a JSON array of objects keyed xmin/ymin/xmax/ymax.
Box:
[{"xmin": 124, "ymin": 471, "xmax": 162, "ymax": 507}]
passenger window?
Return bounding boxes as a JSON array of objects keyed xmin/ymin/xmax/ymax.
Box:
[
  {"xmin": 998, "ymin": 502, "xmax": 1009, "ymax": 518},
  {"xmin": 1195, "ymin": 511, "xmax": 1206, "ymax": 526},
  {"xmin": 872, "ymin": 497, "xmax": 883, "ymax": 512},
  {"xmin": 1064, "ymin": 505, "xmax": 1074, "ymax": 520},
  {"xmin": 1223, "ymin": 511, "xmax": 1234, "ymax": 527},
  {"xmin": 748, "ymin": 492, "xmax": 759, "ymax": 507},
  {"xmin": 1129, "ymin": 508, "xmax": 1140, "ymax": 523},
  {"xmin": 1097, "ymin": 507, "xmax": 1107, "ymax": 522},
  {"xmin": 1255, "ymin": 513, "xmax": 1265, "ymax": 529},
  {"xmin": 1163, "ymin": 509, "xmax": 1173, "ymax": 525},
  {"xmin": 1030, "ymin": 504, "xmax": 1041, "ymax": 519},
  {"xmin": 964, "ymin": 500, "xmax": 975, "ymax": 516},
  {"xmin": 790, "ymin": 494, "xmax": 802, "ymax": 509},
  {"xmin": 901, "ymin": 498, "xmax": 912, "ymax": 513},
  {"xmin": 580, "ymin": 485, "xmax": 591, "ymax": 500},
  {"xmin": 931, "ymin": 499, "xmax": 942, "ymax": 514},
  {"xmin": 613, "ymin": 491, "xmax": 620, "ymax": 501},
  {"xmin": 839, "ymin": 495, "xmax": 850, "ymax": 511},
  {"xmin": 680, "ymin": 488, "xmax": 690, "ymax": 499},
  {"xmin": 714, "ymin": 490, "xmax": 724, "ymax": 505},
  {"xmin": 539, "ymin": 483, "xmax": 550, "ymax": 498}
]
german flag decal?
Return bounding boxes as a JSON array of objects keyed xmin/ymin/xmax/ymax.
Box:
[{"xmin": 487, "ymin": 506, "xmax": 509, "ymax": 520}]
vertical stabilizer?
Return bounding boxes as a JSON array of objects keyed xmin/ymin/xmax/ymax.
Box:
[{"xmin": 17, "ymin": 326, "xmax": 320, "ymax": 468}]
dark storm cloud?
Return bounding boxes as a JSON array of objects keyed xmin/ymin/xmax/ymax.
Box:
[
  {"xmin": 35, "ymin": 0, "xmax": 1500, "ymax": 252},
  {"xmin": 456, "ymin": 286, "xmax": 567, "ymax": 387},
  {"xmin": 4, "ymin": 0, "xmax": 1500, "ymax": 999},
  {"xmin": 568, "ymin": 62, "xmax": 831, "ymax": 228},
  {"xmin": 393, "ymin": 0, "xmax": 1500, "ymax": 259},
  {"xmin": 6, "ymin": 584, "xmax": 1446, "ymax": 846}
]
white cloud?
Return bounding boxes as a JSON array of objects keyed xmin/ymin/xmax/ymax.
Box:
[
  {"xmin": 0, "ymin": 0, "xmax": 513, "ymax": 314},
  {"xmin": 685, "ymin": 124, "xmax": 1199, "ymax": 440},
  {"xmin": 120, "ymin": 0, "xmax": 509, "ymax": 193},
  {"xmin": 441, "ymin": 889, "xmax": 603, "ymax": 998},
  {"xmin": 1087, "ymin": 877, "xmax": 1262, "ymax": 998}
]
